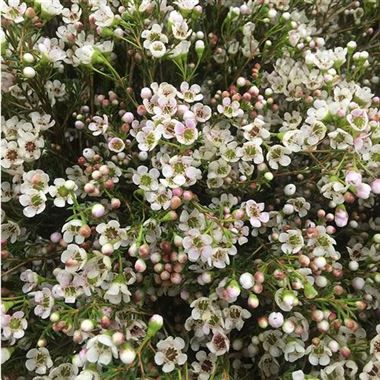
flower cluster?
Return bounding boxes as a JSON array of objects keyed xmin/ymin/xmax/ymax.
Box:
[{"xmin": 1, "ymin": 0, "xmax": 380, "ymax": 379}]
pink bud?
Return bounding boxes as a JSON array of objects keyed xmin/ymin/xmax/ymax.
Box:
[
  {"xmin": 121, "ymin": 112, "xmax": 134, "ymax": 123},
  {"xmin": 345, "ymin": 171, "xmax": 362, "ymax": 185},
  {"xmin": 111, "ymin": 198, "xmax": 121, "ymax": 209},
  {"xmin": 170, "ymin": 196, "xmax": 182, "ymax": 210},
  {"xmin": 258, "ymin": 316, "xmax": 268, "ymax": 329},
  {"xmin": 84, "ymin": 183, "xmax": 96, "ymax": 193},
  {"xmin": 135, "ymin": 258, "xmax": 147, "ymax": 273},
  {"xmin": 371, "ymin": 179, "xmax": 380, "ymax": 194},
  {"xmin": 140, "ymin": 87, "xmax": 152, "ymax": 99},
  {"xmin": 268, "ymin": 312, "xmax": 284, "ymax": 328},
  {"xmin": 233, "ymin": 209, "xmax": 245, "ymax": 220},
  {"xmin": 182, "ymin": 191, "xmax": 194, "ymax": 201},
  {"xmin": 248, "ymin": 293, "xmax": 259, "ymax": 309},
  {"xmin": 335, "ymin": 208, "xmax": 348, "ymax": 227},
  {"xmin": 92, "ymin": 203, "xmax": 105, "ymax": 218},
  {"xmin": 355, "ymin": 182, "xmax": 371, "ymax": 199},
  {"xmin": 50, "ymin": 232, "xmax": 62, "ymax": 243},
  {"xmin": 172, "ymin": 188, "xmax": 183, "ymax": 197},
  {"xmin": 137, "ymin": 105, "xmax": 146, "ymax": 116}
]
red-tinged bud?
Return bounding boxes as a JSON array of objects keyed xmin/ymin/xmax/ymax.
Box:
[
  {"xmin": 100, "ymin": 315, "xmax": 111, "ymax": 329},
  {"xmin": 340, "ymin": 346, "xmax": 351, "ymax": 359},
  {"xmin": 79, "ymin": 225, "xmax": 91, "ymax": 238},
  {"xmin": 139, "ymin": 244, "xmax": 150, "ymax": 258},
  {"xmin": 170, "ymin": 196, "xmax": 182, "ymax": 210},
  {"xmin": 258, "ymin": 316, "xmax": 268, "ymax": 329}
]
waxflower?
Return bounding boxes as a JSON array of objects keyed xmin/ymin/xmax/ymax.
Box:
[
  {"xmin": 85, "ymin": 334, "xmax": 118, "ymax": 365},
  {"xmin": 25, "ymin": 348, "xmax": 53, "ymax": 374},
  {"xmin": 2, "ymin": 2, "xmax": 380, "ymax": 379},
  {"xmin": 154, "ymin": 337, "xmax": 187, "ymax": 373},
  {"xmin": 245, "ymin": 200, "xmax": 269, "ymax": 228}
]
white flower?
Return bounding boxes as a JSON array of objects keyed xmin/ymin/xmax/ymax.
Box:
[
  {"xmin": 182, "ymin": 228, "xmax": 213, "ymax": 262},
  {"xmin": 86, "ymin": 334, "xmax": 118, "ymax": 365},
  {"xmin": 301, "ymin": 121, "xmax": 327, "ymax": 146},
  {"xmin": 62, "ymin": 219, "xmax": 86, "ymax": 244},
  {"xmin": 191, "ymin": 351, "xmax": 216, "ymax": 380},
  {"xmin": 261, "ymin": 330, "xmax": 285, "ymax": 357},
  {"xmin": 177, "ymin": 82, "xmax": 203, "ymax": 103},
  {"xmin": 40, "ymin": 0, "xmax": 63, "ymax": 16},
  {"xmin": 223, "ymin": 305, "xmax": 251, "ymax": 331},
  {"xmin": 207, "ymin": 331, "xmax": 230, "ymax": 356},
  {"xmin": 74, "ymin": 45, "xmax": 96, "ymax": 66},
  {"xmin": 287, "ymin": 197, "xmax": 310, "ymax": 218},
  {"xmin": 245, "ymin": 200, "xmax": 269, "ymax": 228},
  {"xmin": 220, "ymin": 142, "xmax": 243, "ymax": 163},
  {"xmin": 1, "ymin": 116, "xmax": 19, "ymax": 140},
  {"xmin": 217, "ymin": 97, "xmax": 243, "ymax": 118},
  {"xmin": 207, "ymin": 159, "xmax": 231, "ymax": 180},
  {"xmin": 175, "ymin": 119, "xmax": 198, "ymax": 145},
  {"xmin": 1, "ymin": 140, "xmax": 23, "ymax": 168},
  {"xmin": 306, "ymin": 342, "xmax": 332, "ymax": 366},
  {"xmin": 284, "ymin": 339, "xmax": 305, "ymax": 363},
  {"xmin": 242, "ymin": 118, "xmax": 270, "ymax": 140},
  {"xmin": 209, "ymin": 246, "xmax": 236, "ymax": 269},
  {"xmin": 29, "ymin": 112, "xmax": 55, "ymax": 131},
  {"xmin": 37, "ymin": 37, "xmax": 66, "ymax": 63},
  {"xmin": 45, "ymin": 79, "xmax": 66, "ymax": 105},
  {"xmin": 48, "ymin": 363, "xmax": 78, "ymax": 379},
  {"xmin": 174, "ymin": 0, "xmax": 199, "ymax": 11},
  {"xmin": 132, "ymin": 166, "xmax": 160, "ymax": 191},
  {"xmin": 161, "ymin": 155, "xmax": 201, "ymax": 188},
  {"xmin": 241, "ymin": 140, "xmax": 264, "ymax": 163},
  {"xmin": 347, "ymin": 108, "xmax": 369, "ymax": 131},
  {"xmin": 321, "ymin": 360, "xmax": 358, "ymax": 380},
  {"xmin": 145, "ymin": 185, "xmax": 172, "ymax": 210},
  {"xmin": 359, "ymin": 360, "xmax": 380, "ymax": 380},
  {"xmin": 136, "ymin": 121, "xmax": 163, "ymax": 151},
  {"xmin": 96, "ymin": 220, "xmax": 127, "ymax": 249},
  {"xmin": 275, "ymin": 288, "xmax": 298, "ymax": 312},
  {"xmin": 1, "ymin": 348, "xmax": 11, "ymax": 365},
  {"xmin": 76, "ymin": 369, "xmax": 101, "ymax": 380},
  {"xmin": 150, "ymin": 41, "xmax": 166, "ymax": 57},
  {"xmin": 61, "ymin": 3, "xmax": 82, "ymax": 24},
  {"xmin": 61, "ymin": 244, "xmax": 87, "ymax": 273},
  {"xmin": 20, "ymin": 269, "xmax": 39, "ymax": 293},
  {"xmin": 88, "ymin": 115, "xmax": 109, "ymax": 136},
  {"xmin": 1, "ymin": 0, "xmax": 26, "ymax": 23},
  {"xmin": 108, "ymin": 137, "xmax": 125, "ymax": 153},
  {"xmin": 266, "ymin": 145, "xmax": 291, "ymax": 169},
  {"xmin": 1, "ymin": 181, "xmax": 18, "ymax": 202},
  {"xmin": 1, "ymin": 311, "xmax": 27, "ymax": 344},
  {"xmin": 282, "ymin": 130, "xmax": 304, "ymax": 152},
  {"xmin": 320, "ymin": 180, "xmax": 348, "ymax": 205},
  {"xmin": 258, "ymin": 353, "xmax": 280, "ymax": 378},
  {"xmin": 33, "ymin": 288, "xmax": 54, "ymax": 319},
  {"xmin": 279, "ymin": 229, "xmax": 304, "ymax": 254},
  {"xmin": 19, "ymin": 190, "xmax": 47, "ymax": 217},
  {"xmin": 1, "ymin": 220, "xmax": 21, "ymax": 243},
  {"xmin": 49, "ymin": 178, "xmax": 77, "ymax": 207},
  {"xmin": 93, "ymin": 4, "xmax": 114, "ymax": 27},
  {"xmin": 154, "ymin": 337, "xmax": 187, "ymax": 373},
  {"xmin": 17, "ymin": 131, "xmax": 44, "ymax": 162},
  {"xmin": 142, "ymin": 24, "xmax": 168, "ymax": 49},
  {"xmin": 370, "ymin": 332, "xmax": 380, "ymax": 361},
  {"xmin": 179, "ymin": 209, "xmax": 206, "ymax": 232},
  {"xmin": 172, "ymin": 19, "xmax": 192, "ymax": 40},
  {"xmin": 192, "ymin": 103, "xmax": 212, "ymax": 122},
  {"xmin": 153, "ymin": 96, "xmax": 177, "ymax": 119},
  {"xmin": 104, "ymin": 279, "xmax": 132, "ymax": 304},
  {"xmin": 25, "ymin": 348, "xmax": 53, "ymax": 375}
]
